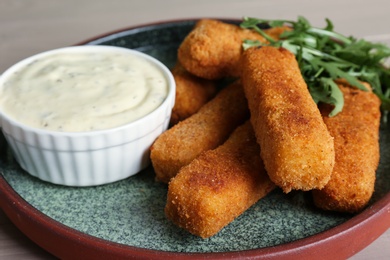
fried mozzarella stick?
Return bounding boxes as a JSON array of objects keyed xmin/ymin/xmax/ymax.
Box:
[
  {"xmin": 241, "ymin": 46, "xmax": 335, "ymax": 193},
  {"xmin": 150, "ymin": 81, "xmax": 249, "ymax": 183},
  {"xmin": 312, "ymin": 82, "xmax": 381, "ymax": 213},
  {"xmin": 169, "ymin": 63, "xmax": 218, "ymax": 126},
  {"xmin": 178, "ymin": 19, "xmax": 289, "ymax": 80},
  {"xmin": 165, "ymin": 121, "xmax": 276, "ymax": 238}
]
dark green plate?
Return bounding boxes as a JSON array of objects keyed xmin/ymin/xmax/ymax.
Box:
[{"xmin": 0, "ymin": 19, "xmax": 389, "ymax": 259}]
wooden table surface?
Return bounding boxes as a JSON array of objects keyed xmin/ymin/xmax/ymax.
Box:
[{"xmin": 0, "ymin": 0, "xmax": 389, "ymax": 259}]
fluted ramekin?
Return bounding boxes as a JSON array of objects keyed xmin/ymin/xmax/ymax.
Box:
[{"xmin": 0, "ymin": 46, "xmax": 175, "ymax": 186}]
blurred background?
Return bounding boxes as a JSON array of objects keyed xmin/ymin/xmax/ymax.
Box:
[{"xmin": 2, "ymin": 0, "xmax": 390, "ymax": 72}]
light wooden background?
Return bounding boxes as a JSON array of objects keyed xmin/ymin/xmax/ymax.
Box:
[{"xmin": 1, "ymin": 0, "xmax": 389, "ymax": 259}]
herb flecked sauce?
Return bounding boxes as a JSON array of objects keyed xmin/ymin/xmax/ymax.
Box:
[{"xmin": 0, "ymin": 51, "xmax": 168, "ymax": 132}]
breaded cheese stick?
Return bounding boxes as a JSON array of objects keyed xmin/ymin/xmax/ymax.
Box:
[
  {"xmin": 312, "ymin": 81, "xmax": 381, "ymax": 213},
  {"xmin": 150, "ymin": 80, "xmax": 249, "ymax": 183},
  {"xmin": 178, "ymin": 19, "xmax": 289, "ymax": 80},
  {"xmin": 165, "ymin": 121, "xmax": 276, "ymax": 238},
  {"xmin": 169, "ymin": 63, "xmax": 218, "ymax": 126},
  {"xmin": 241, "ymin": 46, "xmax": 335, "ymax": 193}
]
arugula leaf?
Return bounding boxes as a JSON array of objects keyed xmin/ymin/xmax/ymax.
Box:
[
  {"xmin": 242, "ymin": 39, "xmax": 262, "ymax": 50},
  {"xmin": 312, "ymin": 78, "xmax": 344, "ymax": 117},
  {"xmin": 240, "ymin": 16, "xmax": 390, "ymax": 119}
]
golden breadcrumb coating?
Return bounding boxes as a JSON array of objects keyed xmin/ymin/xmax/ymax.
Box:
[
  {"xmin": 178, "ymin": 19, "xmax": 290, "ymax": 80},
  {"xmin": 313, "ymin": 81, "xmax": 381, "ymax": 213},
  {"xmin": 165, "ymin": 121, "xmax": 275, "ymax": 238},
  {"xmin": 150, "ymin": 80, "xmax": 249, "ymax": 183},
  {"xmin": 169, "ymin": 63, "xmax": 218, "ymax": 126},
  {"xmin": 241, "ymin": 46, "xmax": 335, "ymax": 193}
]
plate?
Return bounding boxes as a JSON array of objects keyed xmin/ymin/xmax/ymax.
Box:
[{"xmin": 0, "ymin": 19, "xmax": 389, "ymax": 259}]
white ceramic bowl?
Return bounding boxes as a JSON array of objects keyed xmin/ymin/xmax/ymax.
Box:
[{"xmin": 0, "ymin": 46, "xmax": 175, "ymax": 186}]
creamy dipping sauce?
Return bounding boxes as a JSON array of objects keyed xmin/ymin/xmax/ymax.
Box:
[{"xmin": 0, "ymin": 48, "xmax": 169, "ymax": 132}]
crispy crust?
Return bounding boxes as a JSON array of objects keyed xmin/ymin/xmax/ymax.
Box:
[
  {"xmin": 178, "ymin": 19, "xmax": 289, "ymax": 80},
  {"xmin": 169, "ymin": 63, "xmax": 218, "ymax": 126},
  {"xmin": 165, "ymin": 121, "xmax": 275, "ymax": 238},
  {"xmin": 150, "ymin": 80, "xmax": 249, "ymax": 183},
  {"xmin": 312, "ymin": 82, "xmax": 381, "ymax": 213},
  {"xmin": 241, "ymin": 46, "xmax": 335, "ymax": 193}
]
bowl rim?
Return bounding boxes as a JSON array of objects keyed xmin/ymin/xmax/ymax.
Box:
[{"xmin": 0, "ymin": 45, "xmax": 176, "ymax": 137}]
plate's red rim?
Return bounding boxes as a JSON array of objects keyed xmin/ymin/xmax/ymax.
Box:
[
  {"xmin": 1, "ymin": 174, "xmax": 389, "ymax": 260},
  {"xmin": 1, "ymin": 18, "xmax": 390, "ymax": 259}
]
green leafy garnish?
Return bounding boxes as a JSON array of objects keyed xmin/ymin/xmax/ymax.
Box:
[{"xmin": 240, "ymin": 16, "xmax": 390, "ymax": 118}]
